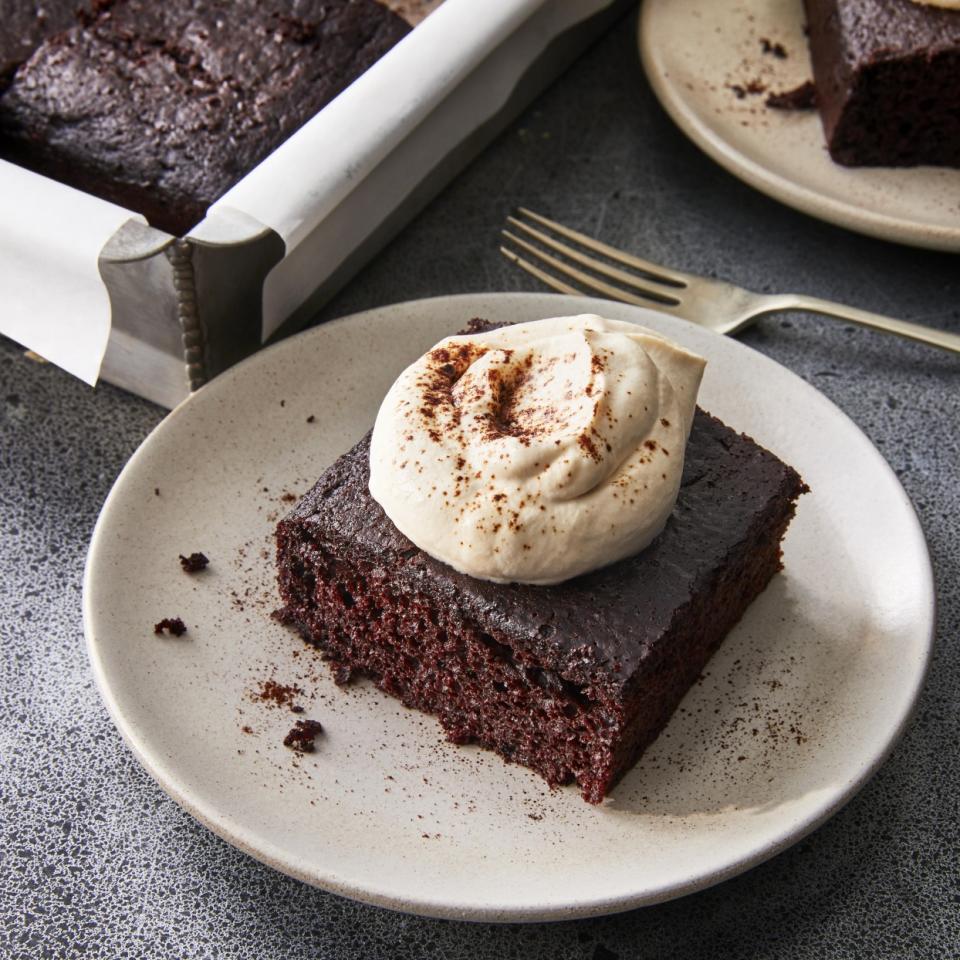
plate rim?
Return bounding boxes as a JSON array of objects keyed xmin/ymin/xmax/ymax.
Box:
[
  {"xmin": 638, "ymin": 0, "xmax": 960, "ymax": 253},
  {"xmin": 83, "ymin": 291, "xmax": 936, "ymax": 921}
]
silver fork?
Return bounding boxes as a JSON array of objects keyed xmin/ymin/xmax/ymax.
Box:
[{"xmin": 500, "ymin": 208, "xmax": 960, "ymax": 355}]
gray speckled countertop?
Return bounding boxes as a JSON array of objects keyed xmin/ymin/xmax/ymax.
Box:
[{"xmin": 2, "ymin": 12, "xmax": 959, "ymax": 960}]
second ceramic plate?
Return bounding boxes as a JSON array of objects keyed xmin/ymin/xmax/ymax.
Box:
[
  {"xmin": 84, "ymin": 293, "xmax": 933, "ymax": 921},
  {"xmin": 640, "ymin": 0, "xmax": 960, "ymax": 251}
]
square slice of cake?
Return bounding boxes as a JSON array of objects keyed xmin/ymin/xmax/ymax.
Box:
[
  {"xmin": 276, "ymin": 339, "xmax": 807, "ymax": 803},
  {"xmin": 803, "ymin": 0, "xmax": 960, "ymax": 167}
]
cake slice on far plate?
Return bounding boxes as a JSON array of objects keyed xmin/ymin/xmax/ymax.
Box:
[{"xmin": 803, "ymin": 0, "xmax": 960, "ymax": 167}]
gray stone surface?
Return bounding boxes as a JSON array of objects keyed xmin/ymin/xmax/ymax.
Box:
[{"xmin": 1, "ymin": 12, "xmax": 958, "ymax": 960}]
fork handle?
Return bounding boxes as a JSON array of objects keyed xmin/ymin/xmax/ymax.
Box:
[{"xmin": 777, "ymin": 294, "xmax": 960, "ymax": 355}]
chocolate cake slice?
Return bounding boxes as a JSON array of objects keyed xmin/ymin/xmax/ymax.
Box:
[
  {"xmin": 803, "ymin": 0, "xmax": 960, "ymax": 167},
  {"xmin": 276, "ymin": 327, "xmax": 807, "ymax": 803},
  {"xmin": 0, "ymin": 0, "xmax": 410, "ymax": 235}
]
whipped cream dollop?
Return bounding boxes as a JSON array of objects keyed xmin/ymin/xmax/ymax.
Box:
[{"xmin": 369, "ymin": 315, "xmax": 706, "ymax": 585}]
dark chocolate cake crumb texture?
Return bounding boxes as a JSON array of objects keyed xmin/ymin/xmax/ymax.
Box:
[
  {"xmin": 0, "ymin": 0, "xmax": 89, "ymax": 84},
  {"xmin": 766, "ymin": 80, "xmax": 817, "ymax": 110},
  {"xmin": 179, "ymin": 551, "xmax": 209, "ymax": 573},
  {"xmin": 283, "ymin": 719, "xmax": 323, "ymax": 753},
  {"xmin": 154, "ymin": 617, "xmax": 187, "ymax": 637}
]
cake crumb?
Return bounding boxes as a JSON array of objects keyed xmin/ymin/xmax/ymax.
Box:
[
  {"xmin": 283, "ymin": 719, "xmax": 323, "ymax": 753},
  {"xmin": 760, "ymin": 38, "xmax": 788, "ymax": 58},
  {"xmin": 766, "ymin": 80, "xmax": 817, "ymax": 110},
  {"xmin": 306, "ymin": 415, "xmax": 316, "ymax": 423},
  {"xmin": 333, "ymin": 664, "xmax": 355, "ymax": 686},
  {"xmin": 179, "ymin": 551, "xmax": 209, "ymax": 573},
  {"xmin": 729, "ymin": 79, "xmax": 766, "ymax": 99},
  {"xmin": 154, "ymin": 617, "xmax": 187, "ymax": 637}
]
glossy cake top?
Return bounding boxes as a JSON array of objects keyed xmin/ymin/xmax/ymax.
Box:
[{"xmin": 286, "ymin": 409, "xmax": 805, "ymax": 697}]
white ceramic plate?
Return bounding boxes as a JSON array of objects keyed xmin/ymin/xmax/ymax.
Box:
[
  {"xmin": 84, "ymin": 293, "xmax": 934, "ymax": 921},
  {"xmin": 640, "ymin": 0, "xmax": 960, "ymax": 252}
]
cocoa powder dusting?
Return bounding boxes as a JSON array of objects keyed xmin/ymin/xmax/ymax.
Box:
[
  {"xmin": 413, "ymin": 341, "xmax": 489, "ymax": 442},
  {"xmin": 253, "ymin": 679, "xmax": 303, "ymax": 709},
  {"xmin": 577, "ymin": 432, "xmax": 601, "ymax": 462}
]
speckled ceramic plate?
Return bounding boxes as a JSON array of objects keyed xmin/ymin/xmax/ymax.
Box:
[
  {"xmin": 640, "ymin": 0, "xmax": 960, "ymax": 252},
  {"xmin": 83, "ymin": 292, "xmax": 934, "ymax": 921}
]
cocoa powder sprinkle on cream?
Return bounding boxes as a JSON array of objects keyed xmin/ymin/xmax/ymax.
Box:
[{"xmin": 369, "ymin": 315, "xmax": 705, "ymax": 584}]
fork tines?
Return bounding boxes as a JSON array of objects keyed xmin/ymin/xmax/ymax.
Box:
[{"xmin": 500, "ymin": 208, "xmax": 687, "ymax": 309}]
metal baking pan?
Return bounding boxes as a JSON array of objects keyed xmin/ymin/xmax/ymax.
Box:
[{"xmin": 1, "ymin": 0, "xmax": 632, "ymax": 409}]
